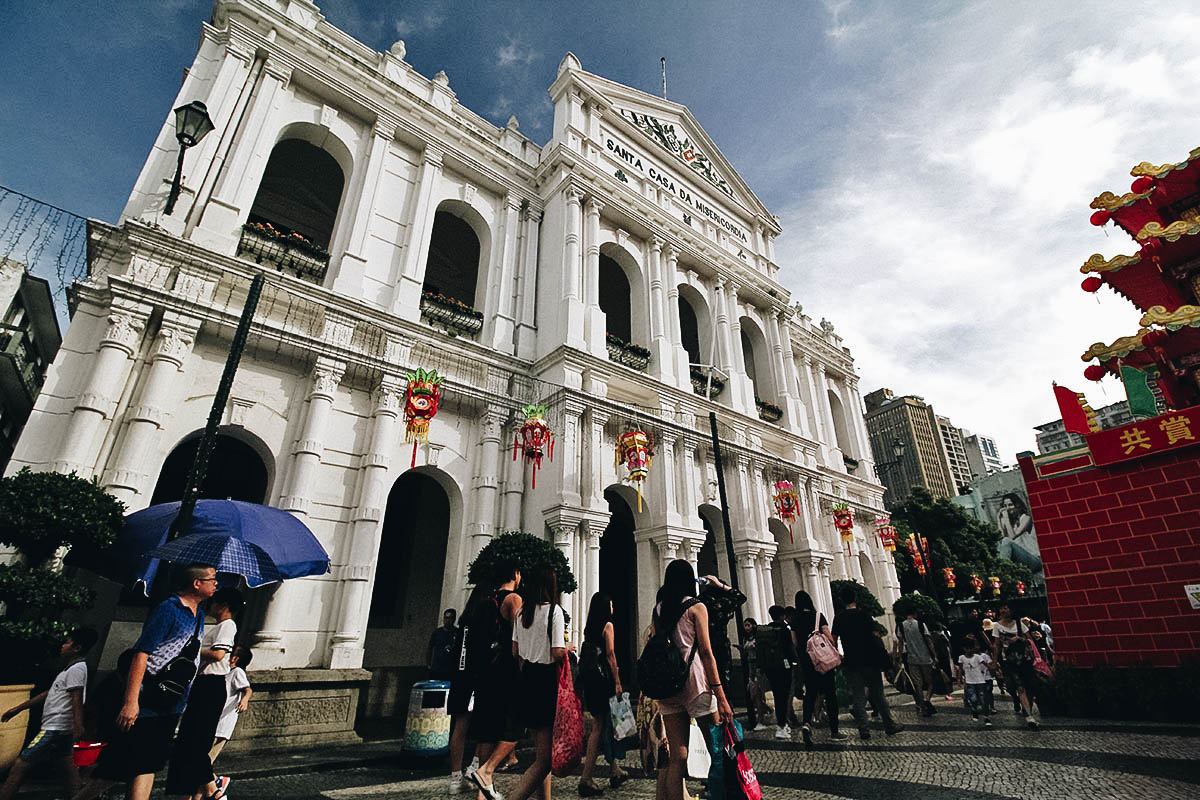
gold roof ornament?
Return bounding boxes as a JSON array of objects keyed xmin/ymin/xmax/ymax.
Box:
[
  {"xmin": 1140, "ymin": 304, "xmax": 1200, "ymax": 330},
  {"xmin": 1136, "ymin": 219, "xmax": 1200, "ymax": 242},
  {"xmin": 1130, "ymin": 146, "xmax": 1200, "ymax": 178},
  {"xmin": 1080, "ymin": 330, "xmax": 1152, "ymax": 362},
  {"xmin": 1089, "ymin": 189, "xmax": 1153, "ymax": 212},
  {"xmin": 1080, "ymin": 252, "xmax": 1141, "ymax": 274}
]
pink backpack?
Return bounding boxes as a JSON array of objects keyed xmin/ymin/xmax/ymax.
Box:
[{"xmin": 806, "ymin": 611, "xmax": 843, "ymax": 674}]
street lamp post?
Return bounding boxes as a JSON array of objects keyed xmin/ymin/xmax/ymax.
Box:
[
  {"xmin": 164, "ymin": 100, "xmax": 215, "ymax": 216},
  {"xmin": 874, "ymin": 438, "xmax": 906, "ymax": 505}
]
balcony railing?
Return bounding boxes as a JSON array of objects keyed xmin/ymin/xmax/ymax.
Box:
[
  {"xmin": 755, "ymin": 397, "xmax": 783, "ymax": 423},
  {"xmin": 689, "ymin": 366, "xmax": 725, "ymax": 399},
  {"xmin": 420, "ymin": 292, "xmax": 483, "ymax": 337},
  {"xmin": 0, "ymin": 324, "xmax": 43, "ymax": 397},
  {"xmin": 605, "ymin": 334, "xmax": 650, "ymax": 371},
  {"xmin": 237, "ymin": 223, "xmax": 329, "ymax": 284}
]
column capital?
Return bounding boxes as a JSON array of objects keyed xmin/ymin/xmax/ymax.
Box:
[
  {"xmin": 584, "ymin": 195, "xmax": 604, "ymax": 216},
  {"xmin": 800, "ymin": 352, "xmax": 813, "ymax": 366},
  {"xmin": 373, "ymin": 375, "xmax": 405, "ymax": 417},
  {"xmin": 814, "ymin": 361, "xmax": 827, "ymax": 376},
  {"xmin": 663, "ymin": 244, "xmax": 680, "ymax": 263},
  {"xmin": 565, "ymin": 185, "xmax": 586, "ymax": 205},
  {"xmin": 373, "ymin": 117, "xmax": 399, "ymax": 141},
  {"xmin": 310, "ymin": 358, "xmax": 346, "ymax": 401},
  {"xmin": 649, "ymin": 236, "xmax": 663, "ymax": 254},
  {"xmin": 423, "ymin": 145, "xmax": 444, "ymax": 168},
  {"xmin": 101, "ymin": 306, "xmax": 150, "ymax": 356},
  {"xmin": 151, "ymin": 317, "xmax": 199, "ymax": 366},
  {"xmin": 504, "ymin": 193, "xmax": 524, "ymax": 213}
]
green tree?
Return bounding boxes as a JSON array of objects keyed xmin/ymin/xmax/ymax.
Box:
[
  {"xmin": 892, "ymin": 592, "xmax": 944, "ymax": 627},
  {"xmin": 829, "ymin": 579, "xmax": 884, "ymax": 617},
  {"xmin": 889, "ymin": 487, "xmax": 1033, "ymax": 602},
  {"xmin": 467, "ymin": 530, "xmax": 577, "ymax": 594},
  {"xmin": 0, "ymin": 469, "xmax": 125, "ymax": 683}
]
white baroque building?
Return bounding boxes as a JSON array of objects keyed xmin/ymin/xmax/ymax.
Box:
[{"xmin": 10, "ymin": 0, "xmax": 898, "ymax": 747}]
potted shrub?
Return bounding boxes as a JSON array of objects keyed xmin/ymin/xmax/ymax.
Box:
[{"xmin": 0, "ymin": 469, "xmax": 124, "ymax": 767}]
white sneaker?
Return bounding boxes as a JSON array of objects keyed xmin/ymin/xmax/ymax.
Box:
[
  {"xmin": 774, "ymin": 725, "xmax": 791, "ymax": 740},
  {"xmin": 450, "ymin": 771, "xmax": 464, "ymax": 794},
  {"xmin": 752, "ymin": 723, "xmax": 769, "ymax": 732},
  {"xmin": 470, "ymin": 757, "xmax": 480, "ymax": 772}
]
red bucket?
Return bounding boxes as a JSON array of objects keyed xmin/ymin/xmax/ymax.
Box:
[{"xmin": 73, "ymin": 741, "xmax": 105, "ymax": 767}]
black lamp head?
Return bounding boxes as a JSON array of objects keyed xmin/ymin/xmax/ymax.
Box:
[{"xmin": 173, "ymin": 100, "xmax": 215, "ymax": 148}]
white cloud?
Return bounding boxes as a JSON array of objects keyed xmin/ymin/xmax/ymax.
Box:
[
  {"xmin": 394, "ymin": 10, "xmax": 444, "ymax": 38},
  {"xmin": 772, "ymin": 4, "xmax": 1200, "ymax": 463},
  {"xmin": 497, "ymin": 37, "xmax": 540, "ymax": 68}
]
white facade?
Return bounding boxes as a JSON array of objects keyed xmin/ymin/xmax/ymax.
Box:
[{"xmin": 10, "ymin": 0, "xmax": 897, "ymax": 725}]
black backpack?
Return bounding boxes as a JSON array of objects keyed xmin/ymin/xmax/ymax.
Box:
[
  {"xmin": 141, "ymin": 611, "xmax": 203, "ymax": 712},
  {"xmin": 754, "ymin": 623, "xmax": 788, "ymax": 671},
  {"xmin": 637, "ymin": 599, "xmax": 699, "ymax": 699},
  {"xmin": 461, "ymin": 591, "xmax": 508, "ymax": 675}
]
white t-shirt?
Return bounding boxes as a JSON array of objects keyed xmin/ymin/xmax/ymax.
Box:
[
  {"xmin": 215, "ymin": 667, "xmax": 251, "ymax": 740},
  {"xmin": 512, "ymin": 603, "xmax": 566, "ymax": 665},
  {"xmin": 41, "ymin": 660, "xmax": 87, "ymax": 732},
  {"xmin": 200, "ymin": 618, "xmax": 237, "ymax": 676},
  {"xmin": 958, "ymin": 653, "xmax": 993, "ymax": 684}
]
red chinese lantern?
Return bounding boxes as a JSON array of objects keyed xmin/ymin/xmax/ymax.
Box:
[
  {"xmin": 1089, "ymin": 210, "xmax": 1111, "ymax": 226},
  {"xmin": 513, "ymin": 403, "xmax": 554, "ymax": 488},
  {"xmin": 989, "ymin": 576, "xmax": 1001, "ymax": 596},
  {"xmin": 615, "ymin": 429, "xmax": 654, "ymax": 512},
  {"xmin": 874, "ymin": 517, "xmax": 896, "ymax": 553},
  {"xmin": 832, "ymin": 503, "xmax": 854, "ymax": 554},
  {"xmin": 905, "ymin": 535, "xmax": 926, "ymax": 576},
  {"xmin": 1081, "ymin": 276, "xmax": 1103, "ymax": 293},
  {"xmin": 773, "ymin": 480, "xmax": 800, "ymax": 542},
  {"xmin": 1016, "ymin": 581, "xmax": 1026, "ymax": 596},
  {"xmin": 1141, "ymin": 238, "xmax": 1162, "ymax": 256},
  {"xmin": 404, "ymin": 368, "xmax": 443, "ymax": 468},
  {"xmin": 1084, "ymin": 364, "xmax": 1107, "ymax": 382},
  {"xmin": 1131, "ymin": 176, "xmax": 1155, "ymax": 194},
  {"xmin": 943, "ymin": 567, "xmax": 956, "ymax": 589},
  {"xmin": 970, "ymin": 573, "xmax": 983, "ymax": 596}
]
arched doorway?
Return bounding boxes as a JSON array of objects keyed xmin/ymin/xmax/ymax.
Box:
[
  {"xmin": 150, "ymin": 432, "xmax": 271, "ymax": 506},
  {"xmin": 600, "ymin": 487, "xmax": 638, "ymax": 685},
  {"xmin": 364, "ymin": 470, "xmax": 452, "ymax": 717}
]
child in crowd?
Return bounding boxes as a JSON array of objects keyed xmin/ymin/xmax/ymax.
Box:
[
  {"xmin": 956, "ymin": 636, "xmax": 994, "ymax": 727},
  {"xmin": 0, "ymin": 626, "xmax": 99, "ymax": 800},
  {"xmin": 209, "ymin": 645, "xmax": 253, "ymax": 764}
]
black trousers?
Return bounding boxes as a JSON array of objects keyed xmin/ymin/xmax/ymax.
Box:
[
  {"xmin": 166, "ymin": 674, "xmax": 227, "ymax": 794},
  {"xmin": 763, "ymin": 667, "xmax": 792, "ymax": 727},
  {"xmin": 802, "ymin": 667, "xmax": 840, "ymax": 733}
]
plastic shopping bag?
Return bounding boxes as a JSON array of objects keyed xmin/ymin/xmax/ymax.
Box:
[
  {"xmin": 686, "ymin": 721, "xmax": 711, "ymax": 780},
  {"xmin": 609, "ymin": 693, "xmax": 637, "ymax": 741}
]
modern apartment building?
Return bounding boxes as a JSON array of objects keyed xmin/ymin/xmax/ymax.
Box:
[
  {"xmin": 864, "ymin": 388, "xmax": 956, "ymax": 506},
  {"xmin": 1034, "ymin": 400, "xmax": 1134, "ymax": 454}
]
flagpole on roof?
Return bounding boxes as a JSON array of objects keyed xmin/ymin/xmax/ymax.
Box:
[{"xmin": 661, "ymin": 57, "xmax": 667, "ymax": 99}]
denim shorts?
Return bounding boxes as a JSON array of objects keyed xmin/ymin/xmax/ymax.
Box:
[{"xmin": 19, "ymin": 729, "xmax": 73, "ymax": 765}]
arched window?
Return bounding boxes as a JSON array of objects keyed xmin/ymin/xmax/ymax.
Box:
[
  {"xmin": 599, "ymin": 253, "xmax": 632, "ymax": 343},
  {"xmin": 678, "ymin": 285, "xmax": 720, "ymax": 398},
  {"xmin": 243, "ymin": 137, "xmax": 346, "ymax": 284},
  {"xmin": 424, "ymin": 210, "xmax": 481, "ymax": 308},
  {"xmin": 248, "ymin": 140, "xmax": 344, "ymax": 247},
  {"xmin": 740, "ymin": 317, "xmax": 780, "ymax": 421}
]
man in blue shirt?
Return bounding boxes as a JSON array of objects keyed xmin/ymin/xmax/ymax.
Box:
[{"xmin": 72, "ymin": 563, "xmax": 216, "ymax": 800}]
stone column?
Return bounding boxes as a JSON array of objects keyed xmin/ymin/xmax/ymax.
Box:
[
  {"xmin": 647, "ymin": 237, "xmax": 672, "ymax": 383},
  {"xmin": 391, "ymin": 146, "xmax": 444, "ymax": 315},
  {"xmin": 779, "ymin": 321, "xmax": 812, "ymax": 439},
  {"xmin": 257, "ymin": 357, "xmax": 345, "ymax": 660},
  {"xmin": 583, "ymin": 408, "xmax": 610, "ymax": 510},
  {"xmin": 757, "ymin": 551, "xmax": 777, "ymax": 609},
  {"xmin": 663, "ymin": 246, "xmax": 689, "ymax": 387},
  {"xmin": 334, "ymin": 121, "xmax": 394, "ymax": 295},
  {"xmin": 208, "ymin": 62, "xmax": 289, "ymax": 215},
  {"xmin": 737, "ymin": 549, "xmax": 762, "ymax": 620},
  {"xmin": 583, "ymin": 196, "xmax": 607, "ymax": 358},
  {"xmin": 54, "ymin": 303, "xmax": 151, "ymax": 477},
  {"xmin": 713, "ymin": 280, "xmax": 748, "ymax": 414},
  {"xmin": 552, "ymin": 523, "xmax": 578, "ymax": 637},
  {"xmin": 515, "ymin": 208, "xmax": 541, "ymax": 358},
  {"xmin": 329, "ymin": 375, "xmax": 402, "ymax": 669},
  {"xmin": 487, "ymin": 195, "xmax": 522, "ymax": 353},
  {"xmin": 798, "ymin": 354, "xmax": 826, "ymax": 450},
  {"xmin": 562, "ymin": 187, "xmax": 586, "ymax": 350},
  {"xmin": 814, "ymin": 363, "xmax": 842, "ymax": 467},
  {"xmin": 584, "ymin": 520, "xmax": 603, "ymax": 607},
  {"xmin": 500, "ymin": 418, "xmax": 525, "ymax": 532},
  {"xmin": 468, "ymin": 410, "xmax": 507, "ymax": 561},
  {"xmin": 103, "ymin": 314, "xmax": 199, "ymax": 504},
  {"xmin": 767, "ymin": 310, "xmax": 803, "ymax": 433},
  {"xmin": 677, "ymin": 437, "xmax": 700, "ymax": 527},
  {"xmin": 726, "ymin": 288, "xmax": 755, "ymax": 411},
  {"xmin": 683, "ymin": 538, "xmax": 702, "ymax": 580},
  {"xmin": 846, "ymin": 379, "xmax": 876, "ymax": 477},
  {"xmin": 658, "ymin": 536, "xmax": 680, "ymax": 577},
  {"xmin": 647, "ymin": 429, "xmax": 681, "ymax": 526}
]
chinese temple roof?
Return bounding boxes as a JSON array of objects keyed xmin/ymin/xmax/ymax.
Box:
[
  {"xmin": 1089, "ymin": 146, "xmax": 1200, "ymax": 239},
  {"xmin": 1081, "ymin": 306, "xmax": 1200, "ymax": 366},
  {"xmin": 1078, "ymin": 250, "xmax": 1191, "ymax": 312}
]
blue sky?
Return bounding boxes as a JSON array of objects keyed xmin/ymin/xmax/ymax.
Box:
[{"xmin": 4, "ymin": 0, "xmax": 1200, "ymax": 460}]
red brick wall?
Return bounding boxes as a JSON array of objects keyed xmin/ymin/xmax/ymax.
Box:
[{"xmin": 1019, "ymin": 448, "xmax": 1200, "ymax": 668}]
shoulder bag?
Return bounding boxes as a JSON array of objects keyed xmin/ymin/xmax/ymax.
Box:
[{"xmin": 805, "ymin": 613, "xmax": 842, "ymax": 674}]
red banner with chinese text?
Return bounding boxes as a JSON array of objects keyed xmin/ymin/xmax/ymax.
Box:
[{"xmin": 1086, "ymin": 405, "xmax": 1200, "ymax": 466}]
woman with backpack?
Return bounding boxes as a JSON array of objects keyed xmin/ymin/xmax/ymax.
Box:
[
  {"xmin": 648, "ymin": 560, "xmax": 731, "ymax": 800},
  {"xmin": 792, "ymin": 590, "xmax": 848, "ymax": 749},
  {"xmin": 991, "ymin": 604, "xmax": 1039, "ymax": 730},
  {"xmin": 468, "ymin": 563, "xmax": 523, "ymax": 800},
  {"xmin": 578, "ymin": 593, "xmax": 629, "ymax": 796},
  {"xmin": 507, "ymin": 564, "xmax": 570, "ymax": 800}
]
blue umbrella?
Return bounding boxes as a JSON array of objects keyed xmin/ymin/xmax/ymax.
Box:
[{"xmin": 90, "ymin": 499, "xmax": 329, "ymax": 594}]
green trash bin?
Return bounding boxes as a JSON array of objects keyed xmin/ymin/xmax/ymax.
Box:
[{"xmin": 404, "ymin": 680, "xmax": 451, "ymax": 756}]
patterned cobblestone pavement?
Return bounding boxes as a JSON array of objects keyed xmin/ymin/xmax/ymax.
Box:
[{"xmin": 17, "ymin": 695, "xmax": 1199, "ymax": 799}]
